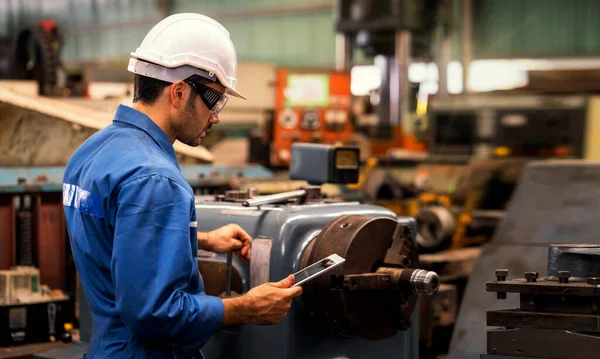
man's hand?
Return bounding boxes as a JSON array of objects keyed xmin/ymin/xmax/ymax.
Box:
[
  {"xmin": 244, "ymin": 275, "xmax": 303, "ymax": 325},
  {"xmin": 198, "ymin": 224, "xmax": 252, "ymax": 262},
  {"xmin": 220, "ymin": 275, "xmax": 303, "ymax": 328}
]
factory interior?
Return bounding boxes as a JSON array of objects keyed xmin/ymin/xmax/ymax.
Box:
[{"xmin": 2, "ymin": 0, "xmax": 600, "ymax": 358}]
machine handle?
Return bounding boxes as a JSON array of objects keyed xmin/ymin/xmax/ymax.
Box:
[
  {"xmin": 226, "ymin": 252, "xmax": 232, "ymax": 297},
  {"xmin": 242, "ymin": 190, "xmax": 307, "ymax": 207}
]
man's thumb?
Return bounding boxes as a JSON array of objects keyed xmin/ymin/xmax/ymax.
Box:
[{"xmin": 274, "ymin": 274, "xmax": 295, "ymax": 288}]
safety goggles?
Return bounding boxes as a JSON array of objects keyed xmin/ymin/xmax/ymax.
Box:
[{"xmin": 185, "ymin": 79, "xmax": 228, "ymax": 116}]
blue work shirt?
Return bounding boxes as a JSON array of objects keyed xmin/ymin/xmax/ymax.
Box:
[{"xmin": 63, "ymin": 104, "xmax": 224, "ymax": 358}]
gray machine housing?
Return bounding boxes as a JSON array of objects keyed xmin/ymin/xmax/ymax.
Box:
[
  {"xmin": 195, "ymin": 199, "xmax": 419, "ymax": 359},
  {"xmin": 449, "ymin": 161, "xmax": 600, "ymax": 359}
]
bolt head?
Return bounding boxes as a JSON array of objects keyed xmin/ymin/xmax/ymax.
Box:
[
  {"xmin": 524, "ymin": 272, "xmax": 539, "ymax": 280},
  {"xmin": 558, "ymin": 271, "xmax": 571, "ymax": 278},
  {"xmin": 587, "ymin": 277, "xmax": 600, "ymax": 285},
  {"xmin": 495, "ymin": 269, "xmax": 508, "ymax": 277}
]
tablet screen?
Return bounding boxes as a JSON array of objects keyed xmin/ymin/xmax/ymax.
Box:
[{"xmin": 292, "ymin": 254, "xmax": 345, "ymax": 286}]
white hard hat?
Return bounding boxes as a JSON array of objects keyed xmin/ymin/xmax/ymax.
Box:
[{"xmin": 128, "ymin": 13, "xmax": 246, "ymax": 99}]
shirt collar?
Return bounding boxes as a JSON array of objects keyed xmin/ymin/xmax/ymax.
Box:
[{"xmin": 113, "ymin": 104, "xmax": 178, "ymax": 164}]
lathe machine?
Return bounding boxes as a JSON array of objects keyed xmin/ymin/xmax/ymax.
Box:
[
  {"xmin": 43, "ymin": 143, "xmax": 439, "ymax": 359},
  {"xmin": 195, "ymin": 143, "xmax": 440, "ymax": 358}
]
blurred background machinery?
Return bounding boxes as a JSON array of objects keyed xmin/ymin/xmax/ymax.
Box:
[
  {"xmin": 449, "ymin": 161, "xmax": 600, "ymax": 359},
  {"xmin": 0, "ymin": 266, "xmax": 70, "ymax": 348},
  {"xmin": 483, "ymin": 244, "xmax": 600, "ymax": 359},
  {"xmin": 248, "ymin": 68, "xmax": 354, "ymax": 168},
  {"xmin": 0, "ymin": 19, "xmax": 86, "ymax": 97}
]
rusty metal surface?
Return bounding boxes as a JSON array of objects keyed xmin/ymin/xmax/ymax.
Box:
[
  {"xmin": 198, "ymin": 261, "xmax": 243, "ymax": 297},
  {"xmin": 0, "ymin": 196, "xmax": 15, "ymax": 269},
  {"xmin": 36, "ymin": 195, "xmax": 66, "ymax": 290},
  {"xmin": 487, "ymin": 328, "xmax": 600, "ymax": 359},
  {"xmin": 299, "ymin": 215, "xmax": 421, "ymax": 339},
  {"xmin": 487, "ymin": 279, "xmax": 600, "ymax": 297},
  {"xmin": 419, "ymin": 284, "xmax": 458, "ymax": 358},
  {"xmin": 487, "ymin": 309, "xmax": 600, "ymax": 332},
  {"xmin": 449, "ymin": 161, "xmax": 600, "ymax": 359},
  {"xmin": 419, "ymin": 283, "xmax": 457, "ymax": 333},
  {"xmin": 338, "ymin": 273, "xmax": 391, "ymax": 291}
]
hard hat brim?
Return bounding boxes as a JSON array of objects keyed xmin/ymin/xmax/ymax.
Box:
[
  {"xmin": 128, "ymin": 58, "xmax": 246, "ymax": 100},
  {"xmin": 225, "ymin": 87, "xmax": 246, "ymax": 100}
]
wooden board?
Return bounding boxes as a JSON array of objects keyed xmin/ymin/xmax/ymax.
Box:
[{"xmin": 0, "ymin": 81, "xmax": 214, "ymax": 163}]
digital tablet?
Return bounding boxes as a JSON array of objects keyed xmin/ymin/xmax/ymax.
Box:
[{"xmin": 292, "ymin": 254, "xmax": 346, "ymax": 287}]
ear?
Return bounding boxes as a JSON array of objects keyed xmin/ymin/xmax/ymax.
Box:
[{"xmin": 169, "ymin": 81, "xmax": 187, "ymax": 109}]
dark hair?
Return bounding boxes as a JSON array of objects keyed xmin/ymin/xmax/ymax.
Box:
[
  {"xmin": 132, "ymin": 74, "xmax": 171, "ymax": 104},
  {"xmin": 132, "ymin": 74, "xmax": 219, "ymax": 105}
]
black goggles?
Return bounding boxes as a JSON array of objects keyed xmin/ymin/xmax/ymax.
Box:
[{"xmin": 185, "ymin": 79, "xmax": 228, "ymax": 116}]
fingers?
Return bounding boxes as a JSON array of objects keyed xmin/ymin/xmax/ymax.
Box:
[
  {"xmin": 229, "ymin": 224, "xmax": 252, "ymax": 261},
  {"xmin": 234, "ymin": 250, "xmax": 248, "ymax": 263},
  {"xmin": 240, "ymin": 242, "xmax": 251, "ymax": 260},
  {"xmin": 228, "ymin": 237, "xmax": 243, "ymax": 250},
  {"xmin": 235, "ymin": 226, "xmax": 252, "ymax": 245},
  {"xmin": 272, "ymin": 274, "xmax": 295, "ymax": 289}
]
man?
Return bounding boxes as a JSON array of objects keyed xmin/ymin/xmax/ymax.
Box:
[{"xmin": 63, "ymin": 13, "xmax": 303, "ymax": 358}]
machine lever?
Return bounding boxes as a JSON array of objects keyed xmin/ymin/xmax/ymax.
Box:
[
  {"xmin": 242, "ymin": 189, "xmax": 307, "ymax": 207},
  {"xmin": 226, "ymin": 252, "xmax": 232, "ymax": 296}
]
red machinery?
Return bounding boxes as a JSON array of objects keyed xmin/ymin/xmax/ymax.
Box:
[{"xmin": 267, "ymin": 69, "xmax": 354, "ymax": 168}]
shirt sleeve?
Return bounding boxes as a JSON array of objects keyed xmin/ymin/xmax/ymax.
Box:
[{"xmin": 111, "ymin": 174, "xmax": 224, "ymax": 351}]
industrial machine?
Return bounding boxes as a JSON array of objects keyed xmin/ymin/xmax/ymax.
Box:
[
  {"xmin": 0, "ymin": 20, "xmax": 85, "ymax": 97},
  {"xmin": 412, "ymin": 157, "xmax": 526, "ymax": 253},
  {"xmin": 427, "ymin": 95, "xmax": 590, "ymax": 160},
  {"xmin": 248, "ymin": 68, "xmax": 355, "ymax": 168},
  {"xmin": 334, "ymin": 0, "xmax": 446, "ymax": 155},
  {"xmin": 195, "ymin": 143, "xmax": 440, "ymax": 358},
  {"xmin": 483, "ymin": 244, "xmax": 600, "ymax": 359},
  {"xmin": 403, "ymin": 94, "xmax": 598, "ymax": 253},
  {"xmin": 448, "ymin": 161, "xmax": 600, "ymax": 359},
  {"xmin": 47, "ymin": 143, "xmax": 441, "ymax": 359},
  {"xmin": 0, "ymin": 266, "xmax": 70, "ymax": 347},
  {"xmin": 272, "ymin": 69, "xmax": 354, "ymax": 167}
]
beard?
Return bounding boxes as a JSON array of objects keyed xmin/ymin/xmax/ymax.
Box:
[{"xmin": 174, "ymin": 95, "xmax": 210, "ymax": 147}]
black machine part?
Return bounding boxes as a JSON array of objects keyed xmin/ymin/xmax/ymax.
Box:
[
  {"xmin": 299, "ymin": 215, "xmax": 439, "ymax": 340},
  {"xmin": 485, "ymin": 244, "xmax": 600, "ymax": 359},
  {"xmin": 546, "ymin": 244, "xmax": 600, "ymax": 279},
  {"xmin": 4, "ymin": 21, "xmax": 67, "ymax": 96}
]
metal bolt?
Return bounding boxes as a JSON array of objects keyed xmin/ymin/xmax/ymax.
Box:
[
  {"xmin": 524, "ymin": 272, "xmax": 539, "ymax": 283},
  {"xmin": 558, "ymin": 271, "xmax": 571, "ymax": 284},
  {"xmin": 496, "ymin": 269, "xmax": 508, "ymax": 280},
  {"xmin": 495, "ymin": 269, "xmax": 508, "ymax": 299},
  {"xmin": 587, "ymin": 277, "xmax": 600, "ymax": 285}
]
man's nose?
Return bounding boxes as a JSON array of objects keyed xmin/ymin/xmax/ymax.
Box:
[{"xmin": 210, "ymin": 115, "xmax": 220, "ymax": 124}]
